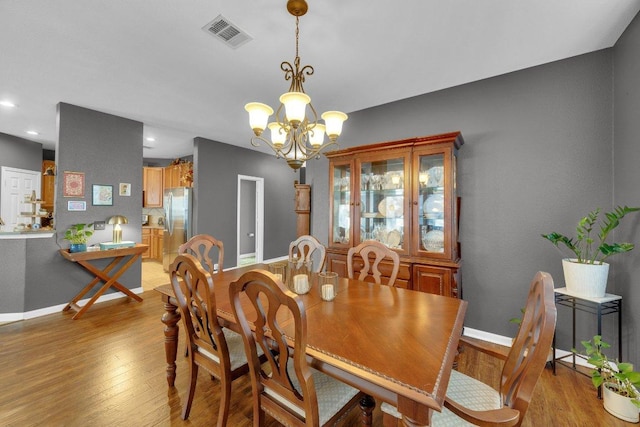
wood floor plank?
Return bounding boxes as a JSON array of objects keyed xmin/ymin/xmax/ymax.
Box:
[{"xmin": 0, "ymin": 289, "xmax": 629, "ymax": 426}]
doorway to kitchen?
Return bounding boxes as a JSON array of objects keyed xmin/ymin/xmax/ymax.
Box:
[{"xmin": 237, "ymin": 175, "xmax": 264, "ymax": 267}]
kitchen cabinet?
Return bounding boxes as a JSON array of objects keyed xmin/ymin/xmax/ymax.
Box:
[
  {"xmin": 142, "ymin": 228, "xmax": 151, "ymax": 260},
  {"xmin": 41, "ymin": 160, "xmax": 55, "ymax": 211},
  {"xmin": 325, "ymin": 132, "xmax": 463, "ymax": 298},
  {"xmin": 164, "ymin": 162, "xmax": 193, "ymax": 189},
  {"xmin": 142, "ymin": 227, "xmax": 164, "ymax": 261},
  {"xmin": 143, "ymin": 167, "xmax": 163, "ymax": 207}
]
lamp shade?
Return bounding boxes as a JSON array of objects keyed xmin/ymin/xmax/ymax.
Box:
[
  {"xmin": 280, "ymin": 92, "xmax": 310, "ymax": 125},
  {"xmin": 309, "ymin": 123, "xmax": 325, "ymax": 148},
  {"xmin": 245, "ymin": 102, "xmax": 274, "ymax": 136},
  {"xmin": 268, "ymin": 122, "xmax": 286, "ymax": 148},
  {"xmin": 321, "ymin": 111, "xmax": 348, "ymax": 140},
  {"xmin": 107, "ymin": 215, "xmax": 128, "ymax": 225}
]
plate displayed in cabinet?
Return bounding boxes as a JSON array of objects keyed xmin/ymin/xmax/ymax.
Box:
[
  {"xmin": 427, "ymin": 166, "xmax": 444, "ymax": 187},
  {"xmin": 386, "ymin": 229, "xmax": 402, "ymax": 247},
  {"xmin": 378, "ymin": 196, "xmax": 403, "ymax": 218},
  {"xmin": 423, "ymin": 193, "xmax": 444, "ymax": 219}
]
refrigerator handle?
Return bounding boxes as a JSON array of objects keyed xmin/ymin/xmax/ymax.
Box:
[{"xmin": 167, "ymin": 192, "xmax": 174, "ymax": 235}]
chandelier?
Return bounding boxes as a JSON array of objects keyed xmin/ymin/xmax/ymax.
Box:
[{"xmin": 245, "ymin": 0, "xmax": 347, "ymax": 170}]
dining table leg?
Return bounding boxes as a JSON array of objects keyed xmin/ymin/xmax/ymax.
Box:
[
  {"xmin": 359, "ymin": 394, "xmax": 375, "ymax": 425},
  {"xmin": 161, "ymin": 296, "xmax": 181, "ymax": 387}
]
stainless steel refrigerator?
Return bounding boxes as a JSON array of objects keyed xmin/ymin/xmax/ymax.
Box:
[{"xmin": 163, "ymin": 187, "xmax": 193, "ymax": 272}]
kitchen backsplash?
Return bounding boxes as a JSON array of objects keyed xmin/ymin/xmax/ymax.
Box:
[{"xmin": 142, "ymin": 207, "xmax": 165, "ymax": 226}]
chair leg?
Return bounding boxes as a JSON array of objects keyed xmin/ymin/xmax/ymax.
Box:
[
  {"xmin": 216, "ymin": 376, "xmax": 231, "ymax": 427},
  {"xmin": 181, "ymin": 362, "xmax": 199, "ymax": 420},
  {"xmin": 359, "ymin": 394, "xmax": 375, "ymax": 425}
]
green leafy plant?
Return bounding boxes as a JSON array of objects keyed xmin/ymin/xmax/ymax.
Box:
[
  {"xmin": 63, "ymin": 223, "xmax": 93, "ymax": 244},
  {"xmin": 578, "ymin": 335, "xmax": 640, "ymax": 408},
  {"xmin": 541, "ymin": 205, "xmax": 640, "ymax": 264}
]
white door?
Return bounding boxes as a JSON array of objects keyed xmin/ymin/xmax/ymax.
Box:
[{"xmin": 1, "ymin": 166, "xmax": 41, "ymax": 230}]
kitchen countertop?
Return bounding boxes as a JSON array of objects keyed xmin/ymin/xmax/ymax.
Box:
[{"xmin": 0, "ymin": 230, "xmax": 56, "ymax": 239}]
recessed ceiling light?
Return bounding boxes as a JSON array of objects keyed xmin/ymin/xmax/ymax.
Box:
[
  {"xmin": 0, "ymin": 100, "xmax": 17, "ymax": 108},
  {"xmin": 146, "ymin": 137, "xmax": 156, "ymax": 142},
  {"xmin": 26, "ymin": 130, "xmax": 39, "ymax": 136}
]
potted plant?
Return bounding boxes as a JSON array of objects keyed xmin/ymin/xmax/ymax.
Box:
[
  {"xmin": 541, "ymin": 205, "xmax": 640, "ymax": 297},
  {"xmin": 579, "ymin": 336, "xmax": 640, "ymax": 423},
  {"xmin": 64, "ymin": 223, "xmax": 93, "ymax": 252}
]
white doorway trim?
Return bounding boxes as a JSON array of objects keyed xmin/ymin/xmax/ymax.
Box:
[{"xmin": 237, "ymin": 175, "xmax": 264, "ymax": 266}]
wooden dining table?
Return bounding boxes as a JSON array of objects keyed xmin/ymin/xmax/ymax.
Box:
[{"xmin": 155, "ymin": 263, "xmax": 467, "ymax": 426}]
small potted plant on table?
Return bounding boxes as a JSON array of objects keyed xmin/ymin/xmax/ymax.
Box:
[
  {"xmin": 541, "ymin": 205, "xmax": 640, "ymax": 298},
  {"xmin": 580, "ymin": 336, "xmax": 640, "ymax": 423},
  {"xmin": 64, "ymin": 223, "xmax": 93, "ymax": 253}
]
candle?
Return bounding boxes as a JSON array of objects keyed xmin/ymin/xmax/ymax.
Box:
[
  {"xmin": 293, "ymin": 274, "xmax": 309, "ymax": 294},
  {"xmin": 321, "ymin": 284, "xmax": 335, "ymax": 301}
]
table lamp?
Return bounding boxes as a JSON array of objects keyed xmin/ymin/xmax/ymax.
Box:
[{"xmin": 107, "ymin": 215, "xmax": 128, "ymax": 243}]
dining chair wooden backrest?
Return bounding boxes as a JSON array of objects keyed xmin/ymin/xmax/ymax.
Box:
[
  {"xmin": 169, "ymin": 253, "xmax": 250, "ymax": 426},
  {"xmin": 381, "ymin": 271, "xmax": 557, "ymax": 427},
  {"xmin": 289, "ymin": 235, "xmax": 326, "ymax": 273},
  {"xmin": 347, "ymin": 240, "xmax": 400, "ymax": 286},
  {"xmin": 179, "ymin": 234, "xmax": 224, "ymax": 274},
  {"xmin": 229, "ymin": 269, "xmax": 363, "ymax": 426}
]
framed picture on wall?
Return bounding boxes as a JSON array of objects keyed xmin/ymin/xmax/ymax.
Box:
[
  {"xmin": 67, "ymin": 200, "xmax": 86, "ymax": 211},
  {"xmin": 92, "ymin": 184, "xmax": 113, "ymax": 206},
  {"xmin": 119, "ymin": 183, "xmax": 131, "ymax": 196},
  {"xmin": 62, "ymin": 171, "xmax": 85, "ymax": 197}
]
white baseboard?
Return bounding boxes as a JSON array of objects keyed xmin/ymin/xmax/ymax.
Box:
[{"xmin": 0, "ymin": 287, "xmax": 144, "ymax": 322}]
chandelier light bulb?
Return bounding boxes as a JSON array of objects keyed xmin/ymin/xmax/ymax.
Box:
[
  {"xmin": 268, "ymin": 122, "xmax": 286, "ymax": 148},
  {"xmin": 309, "ymin": 123, "xmax": 325, "ymax": 148},
  {"xmin": 321, "ymin": 111, "xmax": 348, "ymax": 141},
  {"xmin": 245, "ymin": 102, "xmax": 274, "ymax": 136},
  {"xmin": 280, "ymin": 92, "xmax": 310, "ymax": 127}
]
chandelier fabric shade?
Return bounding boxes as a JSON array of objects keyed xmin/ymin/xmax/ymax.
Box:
[{"xmin": 244, "ymin": 0, "xmax": 347, "ymax": 170}]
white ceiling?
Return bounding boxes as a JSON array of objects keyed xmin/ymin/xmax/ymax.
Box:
[{"xmin": 1, "ymin": 1, "xmax": 638, "ymax": 159}]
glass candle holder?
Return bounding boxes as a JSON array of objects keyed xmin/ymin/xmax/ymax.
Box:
[
  {"xmin": 269, "ymin": 262, "xmax": 287, "ymax": 284},
  {"xmin": 288, "ymin": 257, "xmax": 313, "ymax": 294},
  {"xmin": 318, "ymin": 271, "xmax": 338, "ymax": 301}
]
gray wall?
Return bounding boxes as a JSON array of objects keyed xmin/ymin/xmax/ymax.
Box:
[
  {"xmin": 0, "ymin": 104, "xmax": 144, "ymax": 313},
  {"xmin": 194, "ymin": 137, "xmax": 298, "ymax": 267},
  {"xmin": 613, "ymin": 13, "xmax": 640, "ymax": 363},
  {"xmin": 308, "ymin": 49, "xmax": 622, "ymax": 359}
]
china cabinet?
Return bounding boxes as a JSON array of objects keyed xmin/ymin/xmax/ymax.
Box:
[{"xmin": 325, "ymin": 132, "xmax": 463, "ymax": 297}]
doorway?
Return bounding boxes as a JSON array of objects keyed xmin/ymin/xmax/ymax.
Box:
[
  {"xmin": 1, "ymin": 166, "xmax": 42, "ymax": 230},
  {"xmin": 237, "ymin": 175, "xmax": 264, "ymax": 266}
]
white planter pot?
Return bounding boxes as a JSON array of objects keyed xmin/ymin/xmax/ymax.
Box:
[
  {"xmin": 562, "ymin": 258, "xmax": 609, "ymax": 298},
  {"xmin": 603, "ymin": 383, "xmax": 640, "ymax": 423}
]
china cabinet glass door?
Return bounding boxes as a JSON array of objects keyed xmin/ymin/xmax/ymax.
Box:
[
  {"xmin": 330, "ymin": 160, "xmax": 352, "ymax": 247},
  {"xmin": 414, "ymin": 148, "xmax": 455, "ymax": 259},
  {"xmin": 357, "ymin": 154, "xmax": 409, "ymax": 253}
]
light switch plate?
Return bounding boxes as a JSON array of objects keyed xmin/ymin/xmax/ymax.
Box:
[{"xmin": 94, "ymin": 221, "xmax": 106, "ymax": 230}]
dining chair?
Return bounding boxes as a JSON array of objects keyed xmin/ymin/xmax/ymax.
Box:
[
  {"xmin": 229, "ymin": 269, "xmax": 365, "ymax": 426},
  {"xmin": 169, "ymin": 253, "xmax": 252, "ymax": 426},
  {"xmin": 289, "ymin": 234, "xmax": 326, "ymax": 273},
  {"xmin": 347, "ymin": 240, "xmax": 400, "ymax": 286},
  {"xmin": 179, "ymin": 233, "xmax": 224, "ymax": 274},
  {"xmin": 381, "ymin": 271, "xmax": 557, "ymax": 427}
]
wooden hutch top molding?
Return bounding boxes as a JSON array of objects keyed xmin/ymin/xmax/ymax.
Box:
[{"xmin": 324, "ymin": 131, "xmax": 464, "ymax": 158}]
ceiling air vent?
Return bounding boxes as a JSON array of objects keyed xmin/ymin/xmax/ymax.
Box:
[{"xmin": 202, "ymin": 14, "xmax": 252, "ymax": 49}]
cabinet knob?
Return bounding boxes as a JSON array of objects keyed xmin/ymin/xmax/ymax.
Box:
[{"xmin": 413, "ymin": 200, "xmax": 418, "ymax": 205}]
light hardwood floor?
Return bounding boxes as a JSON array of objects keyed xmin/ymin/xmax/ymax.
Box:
[
  {"xmin": 0, "ymin": 288, "xmax": 628, "ymax": 426},
  {"xmin": 142, "ymin": 260, "xmax": 169, "ymax": 291}
]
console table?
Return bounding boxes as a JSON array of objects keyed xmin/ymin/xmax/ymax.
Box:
[
  {"xmin": 552, "ymin": 287, "xmax": 622, "ymax": 396},
  {"xmin": 59, "ymin": 244, "xmax": 148, "ymax": 319}
]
